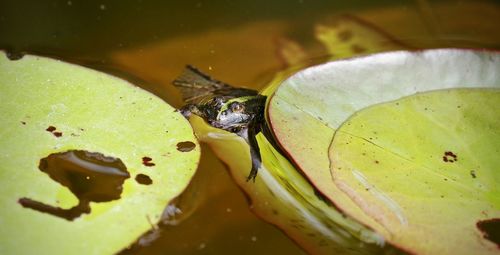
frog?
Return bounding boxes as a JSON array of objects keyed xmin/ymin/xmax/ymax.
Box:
[{"xmin": 173, "ymin": 65, "xmax": 267, "ymax": 181}]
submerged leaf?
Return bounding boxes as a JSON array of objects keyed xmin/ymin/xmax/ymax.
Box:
[
  {"xmin": 0, "ymin": 52, "xmax": 199, "ymax": 254},
  {"xmin": 315, "ymin": 15, "xmax": 411, "ymax": 59},
  {"xmin": 188, "ymin": 115, "xmax": 394, "ymax": 254},
  {"xmin": 330, "ymin": 89, "xmax": 499, "ymax": 254}
]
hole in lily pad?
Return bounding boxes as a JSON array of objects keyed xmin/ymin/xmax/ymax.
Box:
[
  {"xmin": 135, "ymin": 174, "xmax": 153, "ymax": 185},
  {"xmin": 18, "ymin": 150, "xmax": 129, "ymax": 221},
  {"xmin": 477, "ymin": 218, "xmax": 500, "ymax": 248},
  {"xmin": 176, "ymin": 141, "xmax": 196, "ymax": 152},
  {"xmin": 5, "ymin": 49, "xmax": 25, "ymax": 60}
]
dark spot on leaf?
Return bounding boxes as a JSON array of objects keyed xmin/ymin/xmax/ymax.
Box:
[
  {"xmin": 46, "ymin": 126, "xmax": 63, "ymax": 137},
  {"xmin": 21, "ymin": 121, "xmax": 26, "ymax": 125},
  {"xmin": 470, "ymin": 170, "xmax": 477, "ymax": 178},
  {"xmin": 135, "ymin": 174, "xmax": 153, "ymax": 185},
  {"xmin": 351, "ymin": 44, "xmax": 366, "ymax": 53},
  {"xmin": 337, "ymin": 30, "xmax": 353, "ymax": 42},
  {"xmin": 442, "ymin": 151, "xmax": 457, "ymax": 163},
  {"xmin": 177, "ymin": 141, "xmax": 196, "ymax": 152},
  {"xmin": 142, "ymin": 157, "xmax": 155, "ymax": 167},
  {"xmin": 18, "ymin": 150, "xmax": 129, "ymax": 221},
  {"xmin": 375, "ymin": 160, "xmax": 379, "ymax": 164},
  {"xmin": 477, "ymin": 218, "xmax": 500, "ymax": 248},
  {"xmin": 314, "ymin": 189, "xmax": 332, "ymax": 206}
]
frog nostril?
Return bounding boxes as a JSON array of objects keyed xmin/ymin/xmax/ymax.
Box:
[{"xmin": 213, "ymin": 96, "xmax": 224, "ymax": 105}]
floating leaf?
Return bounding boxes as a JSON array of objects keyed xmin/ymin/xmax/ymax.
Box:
[
  {"xmin": 0, "ymin": 52, "xmax": 199, "ymax": 254},
  {"xmin": 330, "ymin": 89, "xmax": 499, "ymax": 254},
  {"xmin": 268, "ymin": 49, "xmax": 500, "ymax": 253}
]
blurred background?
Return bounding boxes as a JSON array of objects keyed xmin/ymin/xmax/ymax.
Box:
[{"xmin": 1, "ymin": 0, "xmax": 499, "ymax": 254}]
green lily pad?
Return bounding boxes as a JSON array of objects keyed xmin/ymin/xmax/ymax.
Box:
[
  {"xmin": 0, "ymin": 52, "xmax": 200, "ymax": 254},
  {"xmin": 330, "ymin": 88, "xmax": 499, "ymax": 254},
  {"xmin": 268, "ymin": 49, "xmax": 500, "ymax": 251}
]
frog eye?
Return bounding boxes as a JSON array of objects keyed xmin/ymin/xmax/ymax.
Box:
[{"xmin": 230, "ymin": 102, "xmax": 245, "ymax": 113}]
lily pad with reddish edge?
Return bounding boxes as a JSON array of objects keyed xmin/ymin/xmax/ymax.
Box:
[
  {"xmin": 330, "ymin": 88, "xmax": 499, "ymax": 254},
  {"xmin": 268, "ymin": 49, "xmax": 500, "ymax": 254}
]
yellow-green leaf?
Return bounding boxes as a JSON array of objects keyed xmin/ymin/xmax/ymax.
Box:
[
  {"xmin": 330, "ymin": 89, "xmax": 500, "ymax": 254},
  {"xmin": 0, "ymin": 52, "xmax": 200, "ymax": 255},
  {"xmin": 268, "ymin": 49, "xmax": 500, "ymax": 252}
]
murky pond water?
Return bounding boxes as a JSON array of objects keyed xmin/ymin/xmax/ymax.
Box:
[{"xmin": 1, "ymin": 1, "xmax": 499, "ymax": 254}]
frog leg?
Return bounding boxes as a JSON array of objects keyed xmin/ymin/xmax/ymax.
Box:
[{"xmin": 237, "ymin": 121, "xmax": 262, "ymax": 182}]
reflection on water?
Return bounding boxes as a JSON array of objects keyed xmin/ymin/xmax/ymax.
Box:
[{"xmin": 1, "ymin": 0, "xmax": 499, "ymax": 254}]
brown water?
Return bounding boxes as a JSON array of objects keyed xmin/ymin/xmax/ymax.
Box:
[{"xmin": 1, "ymin": 1, "xmax": 499, "ymax": 254}]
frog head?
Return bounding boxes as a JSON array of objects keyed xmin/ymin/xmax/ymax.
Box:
[
  {"xmin": 174, "ymin": 65, "xmax": 266, "ymax": 134},
  {"xmin": 173, "ymin": 65, "xmax": 267, "ymax": 181}
]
